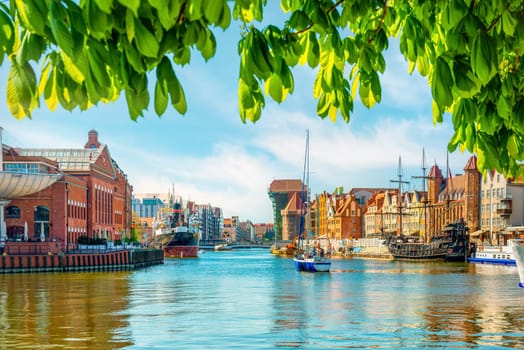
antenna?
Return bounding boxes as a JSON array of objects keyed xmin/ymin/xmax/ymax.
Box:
[{"xmin": 390, "ymin": 156, "xmax": 409, "ymax": 236}]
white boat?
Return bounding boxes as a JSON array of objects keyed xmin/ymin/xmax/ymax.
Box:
[
  {"xmin": 293, "ymin": 130, "xmax": 331, "ymax": 273},
  {"xmin": 511, "ymin": 239, "xmax": 524, "ymax": 288},
  {"xmin": 294, "ymin": 239, "xmax": 332, "ymax": 272},
  {"xmin": 467, "ymin": 241, "xmax": 516, "ymax": 266}
]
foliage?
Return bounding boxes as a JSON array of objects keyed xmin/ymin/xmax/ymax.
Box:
[{"xmin": 1, "ymin": 1, "xmax": 524, "ymax": 177}]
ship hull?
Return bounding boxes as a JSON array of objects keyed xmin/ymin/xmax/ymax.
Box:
[{"xmin": 163, "ymin": 245, "xmax": 199, "ymax": 258}]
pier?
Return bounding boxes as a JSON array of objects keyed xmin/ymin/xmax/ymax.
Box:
[{"xmin": 0, "ymin": 246, "xmax": 164, "ymax": 273}]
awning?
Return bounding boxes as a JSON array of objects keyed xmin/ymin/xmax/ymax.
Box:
[{"xmin": 0, "ymin": 171, "xmax": 62, "ymax": 199}]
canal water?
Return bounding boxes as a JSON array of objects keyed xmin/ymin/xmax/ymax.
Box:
[{"xmin": 0, "ymin": 249, "xmax": 523, "ymax": 349}]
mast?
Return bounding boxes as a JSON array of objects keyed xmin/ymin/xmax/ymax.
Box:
[
  {"xmin": 300, "ymin": 130, "xmax": 310, "ymax": 242},
  {"xmin": 390, "ymin": 156, "xmax": 409, "ymax": 236},
  {"xmin": 412, "ymin": 148, "xmax": 429, "ymax": 241}
]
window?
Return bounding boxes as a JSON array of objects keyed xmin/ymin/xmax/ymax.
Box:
[
  {"xmin": 5, "ymin": 206, "xmax": 20, "ymax": 218},
  {"xmin": 4, "ymin": 163, "xmax": 46, "ymax": 174}
]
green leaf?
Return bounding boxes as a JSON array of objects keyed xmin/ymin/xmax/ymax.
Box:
[
  {"xmin": 126, "ymin": 9, "xmax": 135, "ymax": 42},
  {"xmin": 94, "ymin": 0, "xmax": 114, "ymax": 14},
  {"xmin": 134, "ymin": 18, "xmax": 159, "ymax": 58},
  {"xmin": 60, "ymin": 51, "xmax": 85, "ymax": 84},
  {"xmin": 0, "ymin": 6, "xmax": 14, "ymax": 63},
  {"xmin": 453, "ymin": 60, "xmax": 481, "ymax": 98},
  {"xmin": 7, "ymin": 60, "xmax": 38, "ymax": 119},
  {"xmin": 199, "ymin": 31, "xmax": 216, "ymax": 61},
  {"xmin": 431, "ymin": 56, "xmax": 453, "ymax": 108},
  {"xmin": 502, "ymin": 10, "xmax": 517, "ymax": 36},
  {"xmin": 49, "ymin": 1, "xmax": 74, "ymax": 56},
  {"xmin": 118, "ymin": 0, "xmax": 140, "ymax": 17},
  {"xmin": 154, "ymin": 78, "xmax": 168, "ymax": 116},
  {"xmin": 265, "ymin": 73, "xmax": 283, "ymax": 103},
  {"xmin": 470, "ymin": 31, "xmax": 497, "ymax": 85},
  {"xmin": 15, "ymin": 0, "xmax": 47, "ymax": 35}
]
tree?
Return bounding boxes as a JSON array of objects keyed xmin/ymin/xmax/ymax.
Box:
[{"xmin": 1, "ymin": 0, "xmax": 523, "ymax": 177}]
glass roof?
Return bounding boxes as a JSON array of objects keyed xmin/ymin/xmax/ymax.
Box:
[{"xmin": 17, "ymin": 148, "xmax": 102, "ymax": 171}]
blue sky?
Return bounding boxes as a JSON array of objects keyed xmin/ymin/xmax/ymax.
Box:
[{"xmin": 0, "ymin": 6, "xmax": 471, "ymax": 223}]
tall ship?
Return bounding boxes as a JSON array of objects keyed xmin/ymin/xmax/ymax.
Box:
[{"xmin": 386, "ymin": 152, "xmax": 470, "ymax": 262}]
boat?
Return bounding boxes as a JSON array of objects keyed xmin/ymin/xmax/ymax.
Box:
[
  {"xmin": 293, "ymin": 238, "xmax": 332, "ymax": 272},
  {"xmin": 512, "ymin": 239, "xmax": 524, "ymax": 288},
  {"xmin": 387, "ymin": 220, "xmax": 469, "ymax": 261},
  {"xmin": 270, "ymin": 239, "xmax": 297, "ymax": 256},
  {"xmin": 292, "ymin": 130, "xmax": 331, "ymax": 272},
  {"xmin": 163, "ymin": 226, "xmax": 199, "ymax": 258},
  {"xmin": 386, "ymin": 153, "xmax": 470, "ymax": 262},
  {"xmin": 467, "ymin": 240, "xmax": 517, "ymax": 266}
]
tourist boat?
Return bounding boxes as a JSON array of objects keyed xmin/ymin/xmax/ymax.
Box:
[
  {"xmin": 512, "ymin": 239, "xmax": 524, "ymax": 288},
  {"xmin": 386, "ymin": 153, "xmax": 470, "ymax": 262},
  {"xmin": 163, "ymin": 226, "xmax": 199, "ymax": 258},
  {"xmin": 292, "ymin": 130, "xmax": 331, "ymax": 273},
  {"xmin": 387, "ymin": 220, "xmax": 469, "ymax": 261},
  {"xmin": 467, "ymin": 240, "xmax": 516, "ymax": 266}
]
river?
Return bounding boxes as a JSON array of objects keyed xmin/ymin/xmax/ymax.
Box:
[{"xmin": 0, "ymin": 249, "xmax": 522, "ymax": 349}]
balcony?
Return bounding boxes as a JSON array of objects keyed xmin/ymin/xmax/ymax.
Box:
[{"xmin": 496, "ymin": 208, "xmax": 512, "ymax": 216}]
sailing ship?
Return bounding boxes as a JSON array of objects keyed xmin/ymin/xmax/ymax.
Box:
[
  {"xmin": 293, "ymin": 130, "xmax": 331, "ymax": 272},
  {"xmin": 386, "ymin": 152, "xmax": 469, "ymax": 262}
]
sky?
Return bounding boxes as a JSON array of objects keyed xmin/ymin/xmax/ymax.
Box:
[{"xmin": 0, "ymin": 5, "xmax": 471, "ymax": 223}]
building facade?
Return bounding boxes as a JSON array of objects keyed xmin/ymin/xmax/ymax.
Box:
[
  {"xmin": 268, "ymin": 179, "xmax": 304, "ymax": 240},
  {"xmin": 2, "ymin": 130, "xmax": 132, "ymax": 248},
  {"xmin": 479, "ymin": 170, "xmax": 524, "ymax": 244}
]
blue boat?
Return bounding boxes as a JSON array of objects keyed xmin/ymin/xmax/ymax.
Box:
[
  {"xmin": 293, "ymin": 253, "xmax": 331, "ymax": 272},
  {"xmin": 293, "ymin": 130, "xmax": 331, "ymax": 273}
]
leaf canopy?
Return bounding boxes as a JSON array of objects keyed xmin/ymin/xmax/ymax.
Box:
[{"xmin": 1, "ymin": 0, "xmax": 524, "ymax": 178}]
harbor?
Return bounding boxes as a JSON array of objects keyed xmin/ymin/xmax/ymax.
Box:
[{"xmin": 0, "ymin": 249, "xmax": 522, "ymax": 349}]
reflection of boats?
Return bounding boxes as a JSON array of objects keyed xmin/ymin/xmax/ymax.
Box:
[
  {"xmin": 292, "ymin": 130, "xmax": 331, "ymax": 273},
  {"xmin": 467, "ymin": 241, "xmax": 516, "ymax": 266},
  {"xmin": 512, "ymin": 239, "xmax": 524, "ymax": 288},
  {"xmin": 163, "ymin": 226, "xmax": 199, "ymax": 258}
]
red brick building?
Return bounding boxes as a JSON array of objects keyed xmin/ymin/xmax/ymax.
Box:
[{"xmin": 1, "ymin": 130, "xmax": 132, "ymax": 249}]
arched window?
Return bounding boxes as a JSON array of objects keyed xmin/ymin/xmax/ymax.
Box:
[
  {"xmin": 34, "ymin": 206, "xmax": 50, "ymax": 240},
  {"xmin": 5, "ymin": 206, "xmax": 20, "ymax": 219}
]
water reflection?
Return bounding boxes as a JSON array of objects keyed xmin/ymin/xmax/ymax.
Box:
[
  {"xmin": 0, "ymin": 272, "xmax": 132, "ymax": 349},
  {"xmin": 0, "ymin": 252, "xmax": 523, "ymax": 349}
]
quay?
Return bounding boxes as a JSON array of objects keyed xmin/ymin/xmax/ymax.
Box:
[{"xmin": 0, "ymin": 242, "xmax": 163, "ymax": 273}]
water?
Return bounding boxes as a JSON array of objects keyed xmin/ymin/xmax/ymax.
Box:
[{"xmin": 1, "ymin": 249, "xmax": 523, "ymax": 349}]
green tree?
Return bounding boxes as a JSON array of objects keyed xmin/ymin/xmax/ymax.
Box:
[{"xmin": 1, "ymin": 1, "xmax": 523, "ymax": 177}]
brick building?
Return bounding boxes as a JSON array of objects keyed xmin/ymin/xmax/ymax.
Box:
[{"xmin": 1, "ymin": 129, "xmax": 132, "ymax": 249}]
